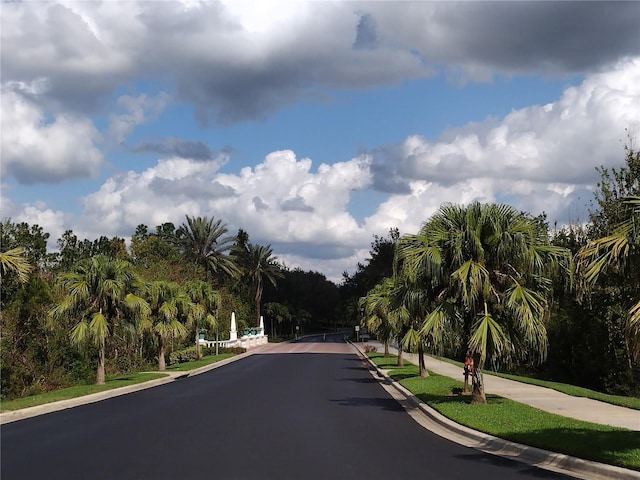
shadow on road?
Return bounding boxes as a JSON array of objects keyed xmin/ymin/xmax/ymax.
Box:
[
  {"xmin": 329, "ymin": 396, "xmax": 405, "ymax": 412},
  {"xmin": 337, "ymin": 377, "xmax": 379, "ymax": 384},
  {"xmin": 453, "ymin": 452, "xmax": 572, "ymax": 478}
]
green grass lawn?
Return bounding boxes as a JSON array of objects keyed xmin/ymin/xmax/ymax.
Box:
[
  {"xmin": 369, "ymin": 353, "xmax": 640, "ymax": 471},
  {"xmin": 1, "ymin": 353, "xmax": 240, "ymax": 412},
  {"xmin": 428, "ymin": 354, "xmax": 640, "ymax": 410},
  {"xmin": 167, "ymin": 353, "xmax": 236, "ymax": 371},
  {"xmin": 0, "ymin": 372, "xmax": 167, "ymax": 412},
  {"xmin": 488, "ymin": 371, "xmax": 640, "ymax": 410}
]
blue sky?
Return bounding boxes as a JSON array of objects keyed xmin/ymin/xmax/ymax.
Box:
[{"xmin": 2, "ymin": 1, "xmax": 639, "ymax": 282}]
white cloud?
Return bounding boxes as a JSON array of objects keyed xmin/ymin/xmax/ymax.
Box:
[
  {"xmin": 2, "ymin": 2, "xmax": 639, "ymax": 283},
  {"xmin": 369, "ymin": 57, "xmax": 640, "ymax": 226},
  {"xmin": 107, "ymin": 92, "xmax": 169, "ymax": 145},
  {"xmin": 0, "ymin": 86, "xmax": 103, "ymax": 184}
]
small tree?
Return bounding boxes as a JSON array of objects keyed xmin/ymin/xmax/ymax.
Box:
[
  {"xmin": 397, "ymin": 203, "xmax": 569, "ymax": 403},
  {"xmin": 49, "ymin": 256, "xmax": 149, "ymax": 384},
  {"xmin": 184, "ymin": 280, "xmax": 220, "ymax": 359},
  {"xmin": 140, "ymin": 281, "xmax": 189, "ymax": 371}
]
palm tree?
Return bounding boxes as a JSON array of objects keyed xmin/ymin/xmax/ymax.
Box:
[
  {"xmin": 140, "ymin": 281, "xmax": 189, "ymax": 370},
  {"xmin": 398, "ymin": 202, "xmax": 569, "ymax": 403},
  {"xmin": 576, "ymin": 196, "xmax": 640, "ymax": 361},
  {"xmin": 0, "ymin": 246, "xmax": 32, "ymax": 283},
  {"xmin": 49, "ymin": 255, "xmax": 149, "ymax": 384},
  {"xmin": 360, "ymin": 278, "xmax": 398, "ymax": 358},
  {"xmin": 360, "ymin": 276, "xmax": 412, "ymax": 366},
  {"xmin": 238, "ymin": 243, "xmax": 284, "ymax": 327},
  {"xmin": 173, "ymin": 215, "xmax": 240, "ymax": 282},
  {"xmin": 184, "ymin": 279, "xmax": 220, "ymax": 359}
]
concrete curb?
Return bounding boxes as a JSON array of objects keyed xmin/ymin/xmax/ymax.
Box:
[
  {"xmin": 0, "ymin": 348, "xmax": 262, "ymax": 425},
  {"xmin": 349, "ymin": 341, "xmax": 640, "ymax": 480}
]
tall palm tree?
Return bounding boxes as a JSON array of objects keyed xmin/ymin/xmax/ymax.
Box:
[
  {"xmin": 184, "ymin": 279, "xmax": 220, "ymax": 359},
  {"xmin": 140, "ymin": 281, "xmax": 189, "ymax": 370},
  {"xmin": 398, "ymin": 202, "xmax": 569, "ymax": 403},
  {"xmin": 49, "ymin": 255, "xmax": 149, "ymax": 384},
  {"xmin": 360, "ymin": 278, "xmax": 399, "ymax": 358},
  {"xmin": 0, "ymin": 246, "xmax": 32, "ymax": 283},
  {"xmin": 238, "ymin": 243, "xmax": 284, "ymax": 327},
  {"xmin": 576, "ymin": 196, "xmax": 640, "ymax": 361},
  {"xmin": 173, "ymin": 215, "xmax": 240, "ymax": 282}
]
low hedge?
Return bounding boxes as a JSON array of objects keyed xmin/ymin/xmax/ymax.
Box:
[{"xmin": 169, "ymin": 345, "xmax": 247, "ymax": 365}]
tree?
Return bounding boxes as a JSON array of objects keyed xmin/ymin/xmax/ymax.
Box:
[
  {"xmin": 140, "ymin": 281, "xmax": 189, "ymax": 371},
  {"xmin": 49, "ymin": 256, "xmax": 150, "ymax": 384},
  {"xmin": 173, "ymin": 215, "xmax": 239, "ymax": 283},
  {"xmin": 360, "ymin": 278, "xmax": 401, "ymax": 358},
  {"xmin": 262, "ymin": 302, "xmax": 292, "ymax": 338},
  {"xmin": 0, "ymin": 247, "xmax": 32, "ymax": 283},
  {"xmin": 184, "ymin": 280, "xmax": 220, "ymax": 359},
  {"xmin": 131, "ymin": 223, "xmax": 202, "ymax": 282},
  {"xmin": 340, "ymin": 229, "xmax": 399, "ymax": 325},
  {"xmin": 576, "ymin": 196, "xmax": 640, "ymax": 362},
  {"xmin": 397, "ymin": 202, "xmax": 569, "ymax": 403},
  {"xmin": 237, "ymin": 243, "xmax": 284, "ymax": 327},
  {"xmin": 576, "ymin": 142, "xmax": 640, "ymax": 365},
  {"xmin": 1, "ymin": 220, "xmax": 49, "ymax": 307},
  {"xmin": 0, "ymin": 220, "xmax": 50, "ymax": 270}
]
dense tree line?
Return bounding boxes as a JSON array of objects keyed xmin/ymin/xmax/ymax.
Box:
[
  {"xmin": 351, "ymin": 143, "xmax": 639, "ymax": 398},
  {"xmin": 0, "ymin": 216, "xmax": 295, "ymax": 398},
  {"xmin": 2, "ymin": 143, "xmax": 638, "ymax": 400}
]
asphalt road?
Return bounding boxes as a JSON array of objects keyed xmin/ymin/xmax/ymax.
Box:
[{"xmin": 1, "ymin": 335, "xmax": 572, "ymax": 480}]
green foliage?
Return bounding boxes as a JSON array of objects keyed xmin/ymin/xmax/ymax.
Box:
[
  {"xmin": 0, "ymin": 275, "xmax": 98, "ymax": 399},
  {"xmin": 54, "ymin": 230, "xmax": 130, "ymax": 272},
  {"xmin": 0, "ymin": 220, "xmax": 50, "ymax": 307},
  {"xmin": 340, "ymin": 229, "xmax": 399, "ymax": 325},
  {"xmin": 130, "ymin": 225, "xmax": 203, "ymax": 282},
  {"xmin": 394, "ymin": 202, "xmax": 570, "ymax": 402},
  {"xmin": 168, "ymin": 345, "xmax": 245, "ymax": 365},
  {"xmin": 173, "ymin": 215, "xmax": 240, "ymax": 283},
  {"xmin": 264, "ymin": 268, "xmax": 341, "ymax": 332},
  {"xmin": 233, "ymin": 241, "xmax": 284, "ymax": 326},
  {"xmin": 49, "ymin": 255, "xmax": 150, "ymax": 384}
]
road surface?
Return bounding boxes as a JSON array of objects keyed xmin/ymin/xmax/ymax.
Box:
[{"xmin": 1, "ymin": 334, "xmax": 572, "ymax": 479}]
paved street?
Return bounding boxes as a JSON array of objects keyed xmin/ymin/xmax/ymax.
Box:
[{"xmin": 1, "ymin": 335, "xmax": 571, "ymax": 480}]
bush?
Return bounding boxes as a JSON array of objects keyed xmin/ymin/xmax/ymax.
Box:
[
  {"xmin": 169, "ymin": 345, "xmax": 247, "ymax": 364},
  {"xmin": 364, "ymin": 345, "xmax": 378, "ymax": 353},
  {"xmin": 201, "ymin": 346, "xmax": 247, "ymax": 356}
]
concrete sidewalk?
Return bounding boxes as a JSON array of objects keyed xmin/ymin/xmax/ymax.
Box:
[{"xmin": 361, "ymin": 340, "xmax": 639, "ymax": 431}]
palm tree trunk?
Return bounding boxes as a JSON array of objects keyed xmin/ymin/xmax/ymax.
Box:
[
  {"xmin": 418, "ymin": 342, "xmax": 428, "ymax": 377},
  {"xmin": 194, "ymin": 322, "xmax": 201, "ymax": 360},
  {"xmin": 384, "ymin": 340, "xmax": 389, "ymax": 357},
  {"xmin": 96, "ymin": 339, "xmax": 106, "ymax": 385},
  {"xmin": 255, "ymin": 283, "xmax": 262, "ymax": 327},
  {"xmin": 158, "ymin": 340, "xmax": 166, "ymax": 371},
  {"xmin": 471, "ymin": 351, "xmax": 486, "ymax": 404}
]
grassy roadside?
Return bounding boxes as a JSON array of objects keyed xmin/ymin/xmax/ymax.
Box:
[
  {"xmin": 0, "ymin": 372, "xmax": 167, "ymax": 412},
  {"xmin": 428, "ymin": 355, "xmax": 640, "ymax": 410},
  {"xmin": 488, "ymin": 371, "xmax": 640, "ymax": 410},
  {"xmin": 1, "ymin": 353, "xmax": 239, "ymax": 412},
  {"xmin": 369, "ymin": 353, "xmax": 640, "ymax": 471}
]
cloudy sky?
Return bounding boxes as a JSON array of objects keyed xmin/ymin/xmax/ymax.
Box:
[{"xmin": 2, "ymin": 1, "xmax": 639, "ymax": 283}]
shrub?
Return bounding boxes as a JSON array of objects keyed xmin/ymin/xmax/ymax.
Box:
[
  {"xmin": 169, "ymin": 346, "xmax": 247, "ymax": 364},
  {"xmin": 364, "ymin": 345, "xmax": 378, "ymax": 353}
]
